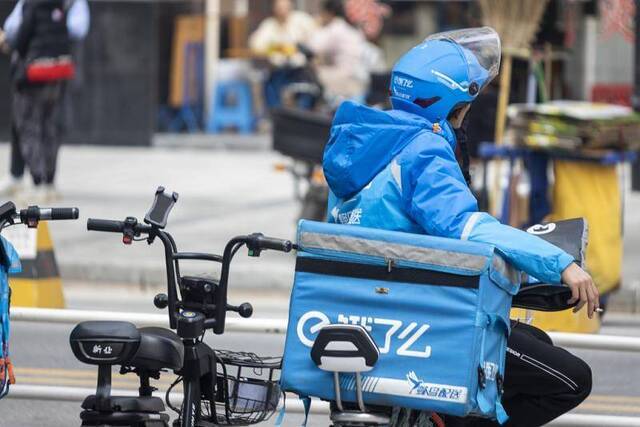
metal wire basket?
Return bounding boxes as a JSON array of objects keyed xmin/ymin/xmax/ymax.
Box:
[{"xmin": 207, "ymin": 350, "xmax": 282, "ymax": 425}]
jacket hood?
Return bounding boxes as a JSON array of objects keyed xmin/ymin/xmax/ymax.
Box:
[{"xmin": 323, "ymin": 101, "xmax": 456, "ymax": 199}]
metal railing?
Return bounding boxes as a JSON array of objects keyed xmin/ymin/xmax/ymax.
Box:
[{"xmin": 11, "ymin": 307, "xmax": 640, "ymax": 351}]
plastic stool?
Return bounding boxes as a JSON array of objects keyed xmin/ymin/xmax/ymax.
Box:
[{"xmin": 207, "ymin": 80, "xmax": 255, "ymax": 134}]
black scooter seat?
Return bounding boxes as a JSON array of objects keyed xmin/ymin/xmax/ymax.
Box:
[
  {"xmin": 70, "ymin": 321, "xmax": 142, "ymax": 365},
  {"xmin": 130, "ymin": 327, "xmax": 185, "ymax": 371},
  {"xmin": 71, "ymin": 322, "xmax": 184, "ymax": 371}
]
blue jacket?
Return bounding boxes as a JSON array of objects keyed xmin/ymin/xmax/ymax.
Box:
[{"xmin": 323, "ymin": 101, "xmax": 574, "ymax": 284}]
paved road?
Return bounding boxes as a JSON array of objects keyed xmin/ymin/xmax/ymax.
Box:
[{"xmin": 2, "ymin": 289, "xmax": 640, "ymax": 426}]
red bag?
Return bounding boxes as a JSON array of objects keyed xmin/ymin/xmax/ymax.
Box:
[{"xmin": 25, "ymin": 55, "xmax": 75, "ymax": 83}]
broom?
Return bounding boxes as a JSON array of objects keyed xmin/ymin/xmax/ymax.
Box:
[{"xmin": 478, "ymin": 0, "xmax": 549, "ymax": 215}]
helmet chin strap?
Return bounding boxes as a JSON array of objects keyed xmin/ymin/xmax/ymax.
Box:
[
  {"xmin": 447, "ymin": 104, "xmax": 472, "ymax": 187},
  {"xmin": 454, "ymin": 116, "xmax": 472, "ymax": 187}
]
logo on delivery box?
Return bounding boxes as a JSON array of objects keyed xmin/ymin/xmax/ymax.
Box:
[{"xmin": 296, "ymin": 310, "xmax": 432, "ymax": 359}]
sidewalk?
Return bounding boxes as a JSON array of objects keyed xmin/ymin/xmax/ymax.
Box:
[
  {"xmin": 152, "ymin": 132, "xmax": 272, "ymax": 151},
  {"xmin": 0, "ymin": 142, "xmax": 639, "ymax": 311},
  {"xmin": 0, "ymin": 142, "xmax": 299, "ymax": 290}
]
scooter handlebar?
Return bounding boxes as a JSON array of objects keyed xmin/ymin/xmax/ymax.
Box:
[
  {"xmin": 87, "ymin": 218, "xmax": 125, "ymax": 233},
  {"xmin": 20, "ymin": 206, "xmax": 79, "ymax": 223},
  {"xmin": 258, "ymin": 235, "xmax": 293, "ymax": 252}
]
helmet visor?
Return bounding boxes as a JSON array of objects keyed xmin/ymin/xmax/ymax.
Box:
[{"xmin": 426, "ymin": 27, "xmax": 501, "ymax": 90}]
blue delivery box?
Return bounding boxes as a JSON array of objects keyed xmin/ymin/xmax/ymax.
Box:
[{"xmin": 281, "ymin": 220, "xmax": 520, "ymax": 422}]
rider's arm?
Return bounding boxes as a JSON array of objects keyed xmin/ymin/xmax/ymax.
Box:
[
  {"xmin": 67, "ymin": 0, "xmax": 90, "ymax": 41},
  {"xmin": 400, "ymin": 134, "xmax": 574, "ymax": 284},
  {"xmin": 13, "ymin": 0, "xmax": 35, "ymax": 57},
  {"xmin": 2, "ymin": 0, "xmax": 24, "ymax": 47}
]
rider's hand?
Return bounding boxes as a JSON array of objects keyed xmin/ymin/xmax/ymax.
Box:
[
  {"xmin": 561, "ymin": 263, "xmax": 600, "ymax": 318},
  {"xmin": 0, "ymin": 31, "xmax": 8, "ymax": 54}
]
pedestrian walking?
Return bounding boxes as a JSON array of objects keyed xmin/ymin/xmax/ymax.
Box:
[{"xmin": 1, "ymin": 0, "xmax": 89, "ymax": 201}]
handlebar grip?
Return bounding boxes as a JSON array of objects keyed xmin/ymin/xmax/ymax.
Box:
[
  {"xmin": 19, "ymin": 206, "xmax": 79, "ymax": 222},
  {"xmin": 48, "ymin": 207, "xmax": 80, "ymax": 220},
  {"xmin": 257, "ymin": 235, "xmax": 293, "ymax": 252},
  {"xmin": 87, "ymin": 218, "xmax": 125, "ymax": 233}
]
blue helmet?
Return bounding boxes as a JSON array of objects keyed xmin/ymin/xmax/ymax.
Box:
[{"xmin": 390, "ymin": 27, "xmax": 501, "ymax": 123}]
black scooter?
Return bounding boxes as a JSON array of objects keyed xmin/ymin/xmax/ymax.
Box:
[{"xmin": 69, "ymin": 187, "xmax": 292, "ymax": 427}]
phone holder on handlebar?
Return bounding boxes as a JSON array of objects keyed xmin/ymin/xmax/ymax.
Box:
[{"xmin": 144, "ymin": 186, "xmax": 178, "ymax": 229}]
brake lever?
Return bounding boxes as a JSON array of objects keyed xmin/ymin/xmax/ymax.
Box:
[{"xmin": 122, "ymin": 217, "xmax": 138, "ymax": 245}]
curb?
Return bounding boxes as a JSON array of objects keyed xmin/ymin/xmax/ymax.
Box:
[{"xmin": 152, "ymin": 133, "xmax": 272, "ymax": 151}]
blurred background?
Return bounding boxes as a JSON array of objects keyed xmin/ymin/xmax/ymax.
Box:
[
  {"xmin": 0, "ymin": 0, "xmax": 636, "ymax": 145},
  {"xmin": 1, "ymin": 0, "xmax": 640, "ymax": 425}
]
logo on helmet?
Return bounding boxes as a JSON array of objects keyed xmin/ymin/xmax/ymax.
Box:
[{"xmin": 393, "ymin": 76, "xmax": 414, "ymax": 89}]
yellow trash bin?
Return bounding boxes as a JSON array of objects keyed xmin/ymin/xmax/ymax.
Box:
[
  {"xmin": 550, "ymin": 160, "xmax": 622, "ymax": 295},
  {"xmin": 512, "ymin": 160, "xmax": 621, "ymax": 333}
]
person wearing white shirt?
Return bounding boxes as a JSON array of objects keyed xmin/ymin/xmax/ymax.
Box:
[
  {"xmin": 0, "ymin": 0, "xmax": 90, "ymax": 200},
  {"xmin": 307, "ymin": 0, "xmax": 369, "ymax": 102},
  {"xmin": 249, "ymin": 0, "xmax": 316, "ymax": 108}
]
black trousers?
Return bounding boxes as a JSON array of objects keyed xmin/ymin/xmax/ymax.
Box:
[
  {"xmin": 9, "ymin": 123, "xmax": 25, "ymax": 179},
  {"xmin": 446, "ymin": 322, "xmax": 592, "ymax": 427},
  {"xmin": 11, "ymin": 83, "xmax": 64, "ymax": 185}
]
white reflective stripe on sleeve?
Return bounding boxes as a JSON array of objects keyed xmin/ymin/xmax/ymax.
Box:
[
  {"xmin": 460, "ymin": 212, "xmax": 482, "ymax": 241},
  {"xmin": 330, "ymin": 207, "xmax": 339, "ymax": 222},
  {"xmin": 390, "ymin": 159, "xmax": 402, "ymax": 191}
]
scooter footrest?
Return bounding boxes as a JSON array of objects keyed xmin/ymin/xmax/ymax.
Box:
[
  {"xmin": 81, "ymin": 395, "xmax": 166, "ymax": 413},
  {"xmin": 80, "ymin": 409, "xmax": 169, "ymax": 426},
  {"xmin": 330, "ymin": 410, "xmax": 390, "ymax": 426}
]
